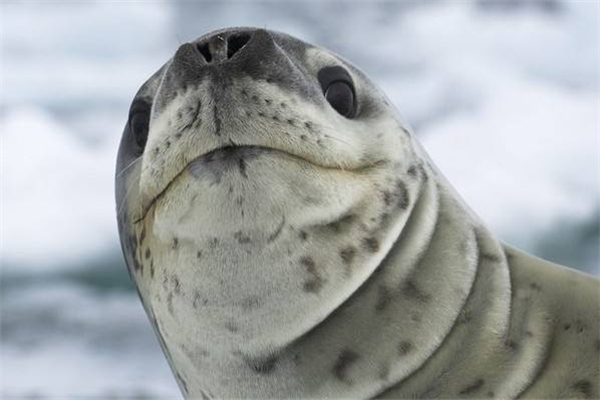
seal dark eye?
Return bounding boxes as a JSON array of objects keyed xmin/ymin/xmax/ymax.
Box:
[
  {"xmin": 318, "ymin": 66, "xmax": 356, "ymax": 118},
  {"xmin": 324, "ymin": 81, "xmax": 354, "ymax": 118},
  {"xmin": 129, "ymin": 99, "xmax": 151, "ymax": 152}
]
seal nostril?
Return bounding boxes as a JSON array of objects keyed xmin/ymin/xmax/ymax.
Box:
[
  {"xmin": 196, "ymin": 42, "xmax": 212, "ymax": 63},
  {"xmin": 227, "ymin": 33, "xmax": 251, "ymax": 59}
]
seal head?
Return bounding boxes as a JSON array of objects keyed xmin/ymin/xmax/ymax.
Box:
[{"xmin": 116, "ymin": 27, "xmax": 422, "ymax": 398}]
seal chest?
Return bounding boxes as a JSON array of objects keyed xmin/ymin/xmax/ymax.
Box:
[{"xmin": 116, "ymin": 28, "xmax": 599, "ymax": 399}]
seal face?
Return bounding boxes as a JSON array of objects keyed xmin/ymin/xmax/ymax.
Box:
[{"xmin": 116, "ymin": 28, "xmax": 599, "ymax": 399}]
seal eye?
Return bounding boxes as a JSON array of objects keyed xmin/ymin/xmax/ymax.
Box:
[
  {"xmin": 317, "ymin": 66, "xmax": 356, "ymax": 119},
  {"xmin": 129, "ymin": 100, "xmax": 151, "ymax": 152},
  {"xmin": 324, "ymin": 81, "xmax": 354, "ymax": 118}
]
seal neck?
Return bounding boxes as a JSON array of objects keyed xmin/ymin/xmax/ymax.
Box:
[{"xmin": 373, "ymin": 176, "xmax": 551, "ymax": 399}]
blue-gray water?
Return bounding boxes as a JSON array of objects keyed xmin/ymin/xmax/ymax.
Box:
[{"xmin": 1, "ymin": 1, "xmax": 598, "ymax": 398}]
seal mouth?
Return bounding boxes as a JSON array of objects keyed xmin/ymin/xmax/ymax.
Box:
[
  {"xmin": 134, "ymin": 144, "xmax": 335, "ymax": 224},
  {"xmin": 133, "ymin": 144, "xmax": 387, "ymax": 224}
]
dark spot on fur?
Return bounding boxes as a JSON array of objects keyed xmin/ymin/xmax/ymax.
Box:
[
  {"xmin": 362, "ymin": 237, "xmax": 379, "ymax": 253},
  {"xmin": 225, "ymin": 321, "xmax": 239, "ymax": 333},
  {"xmin": 140, "ymin": 226, "xmax": 146, "ymax": 242},
  {"xmin": 287, "ymin": 119, "xmax": 296, "ymax": 126},
  {"xmin": 375, "ymin": 286, "xmax": 394, "ymax": 312},
  {"xmin": 301, "ymin": 256, "xmax": 323, "ymax": 293},
  {"xmin": 575, "ymin": 320, "xmax": 587, "ymax": 333},
  {"xmin": 333, "ymin": 349, "xmax": 359, "ymax": 383},
  {"xmin": 264, "ymin": 99, "xmax": 272, "ymax": 105},
  {"xmin": 529, "ymin": 282, "xmax": 542, "ymax": 291},
  {"xmin": 340, "ymin": 246, "xmax": 356, "ymax": 265},
  {"xmin": 407, "ymin": 165, "xmax": 418, "ymax": 178},
  {"xmin": 378, "ymin": 363, "xmax": 390, "ymax": 381},
  {"xmin": 395, "ymin": 180, "xmax": 410, "ymax": 210},
  {"xmin": 380, "ymin": 212, "xmax": 390, "ymax": 227},
  {"xmin": 192, "ymin": 291, "xmax": 204, "ymax": 309},
  {"xmin": 234, "ymin": 231, "xmax": 251, "ymax": 244},
  {"xmin": 506, "ymin": 340, "xmax": 519, "ymax": 350},
  {"xmin": 150, "ymin": 260, "xmax": 155, "ymax": 278},
  {"xmin": 241, "ymin": 296, "xmax": 261, "ymax": 310},
  {"xmin": 128, "ymin": 233, "xmax": 137, "ymax": 252},
  {"xmin": 402, "ymin": 280, "xmax": 431, "ymax": 303},
  {"xmin": 131, "ymin": 256, "xmax": 141, "ymax": 273},
  {"xmin": 196, "ymin": 251, "xmax": 202, "ymax": 259},
  {"xmin": 251, "ymin": 95, "xmax": 258, "ymax": 102},
  {"xmin": 564, "ymin": 323, "xmax": 572, "ymax": 331},
  {"xmin": 300, "ymin": 134, "xmax": 307, "ymax": 140},
  {"xmin": 238, "ymin": 158, "xmax": 248, "ymax": 178},
  {"xmin": 280, "ymin": 102, "xmax": 287, "ymax": 108},
  {"xmin": 571, "ymin": 380, "xmax": 593, "ymax": 398},
  {"xmin": 458, "ymin": 378, "xmax": 485, "ymax": 395},
  {"xmin": 144, "ymin": 248, "xmax": 151, "ymax": 260},
  {"xmin": 167, "ymin": 292, "xmax": 175, "ymax": 316},
  {"xmin": 172, "ymin": 237, "xmax": 179, "ymax": 250},
  {"xmin": 245, "ymin": 354, "xmax": 278, "ymax": 374},
  {"xmin": 299, "ymin": 230, "xmax": 308, "ymax": 241},
  {"xmin": 398, "ymin": 341, "xmax": 413, "ymax": 356},
  {"xmin": 324, "ymin": 213, "xmax": 355, "ymax": 233},
  {"xmin": 382, "ymin": 190, "xmax": 393, "ymax": 206}
]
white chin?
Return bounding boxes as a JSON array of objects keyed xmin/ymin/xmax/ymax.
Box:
[{"xmin": 150, "ymin": 153, "xmax": 371, "ymax": 242}]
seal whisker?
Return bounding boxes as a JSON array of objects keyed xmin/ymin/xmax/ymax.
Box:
[
  {"xmin": 116, "ymin": 172, "xmax": 141, "ymax": 218},
  {"xmin": 116, "ymin": 156, "xmax": 143, "ymax": 180}
]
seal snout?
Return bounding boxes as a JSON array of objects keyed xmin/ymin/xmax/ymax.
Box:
[
  {"xmin": 174, "ymin": 28, "xmax": 272, "ymax": 67},
  {"xmin": 195, "ymin": 31, "xmax": 252, "ymax": 64}
]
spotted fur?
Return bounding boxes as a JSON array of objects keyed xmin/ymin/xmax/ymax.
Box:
[{"xmin": 116, "ymin": 28, "xmax": 600, "ymax": 399}]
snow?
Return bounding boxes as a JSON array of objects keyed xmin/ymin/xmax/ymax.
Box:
[{"xmin": 1, "ymin": 108, "xmax": 121, "ymax": 269}]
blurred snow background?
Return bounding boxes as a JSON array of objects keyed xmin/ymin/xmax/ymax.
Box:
[{"xmin": 1, "ymin": 1, "xmax": 598, "ymax": 398}]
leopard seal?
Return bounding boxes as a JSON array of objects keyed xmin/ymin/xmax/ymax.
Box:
[{"xmin": 115, "ymin": 28, "xmax": 600, "ymax": 399}]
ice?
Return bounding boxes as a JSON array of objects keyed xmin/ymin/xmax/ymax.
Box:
[
  {"xmin": 1, "ymin": 283, "xmax": 180, "ymax": 398},
  {"xmin": 420, "ymin": 76, "xmax": 599, "ymax": 250},
  {"xmin": 1, "ymin": 108, "xmax": 121, "ymax": 270},
  {"xmin": 2, "ymin": 1, "xmax": 175, "ymax": 108}
]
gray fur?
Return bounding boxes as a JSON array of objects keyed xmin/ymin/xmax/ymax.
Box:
[{"xmin": 115, "ymin": 28, "xmax": 599, "ymax": 399}]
